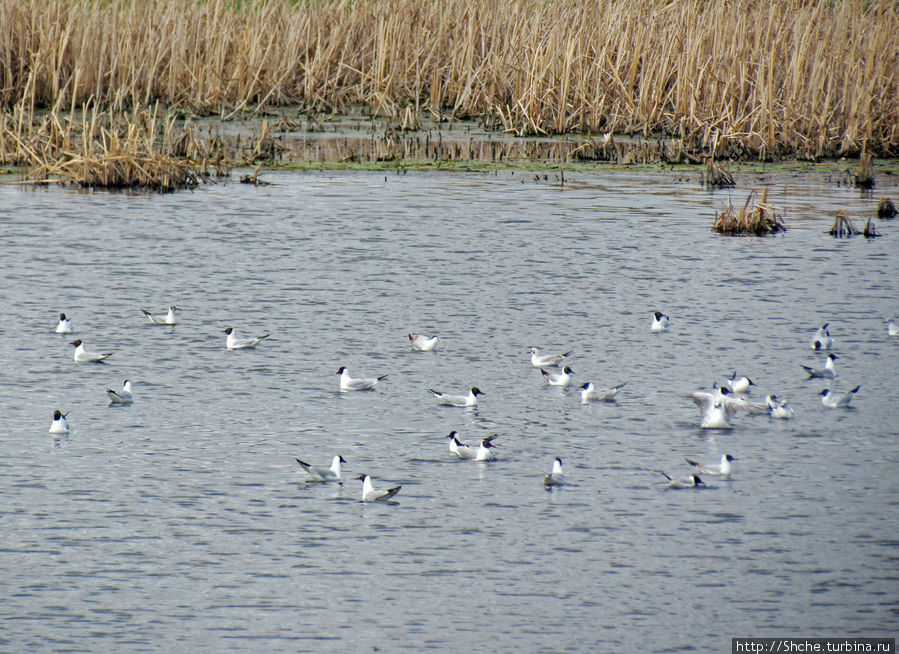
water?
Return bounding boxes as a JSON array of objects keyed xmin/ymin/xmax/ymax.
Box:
[{"xmin": 1, "ymin": 170, "xmax": 897, "ymax": 652}]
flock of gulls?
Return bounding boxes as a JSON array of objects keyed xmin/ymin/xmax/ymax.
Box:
[{"xmin": 48, "ymin": 308, "xmax": 896, "ymax": 499}]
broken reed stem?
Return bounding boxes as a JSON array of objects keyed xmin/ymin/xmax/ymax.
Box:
[
  {"xmin": 713, "ymin": 188, "xmax": 786, "ymax": 235},
  {"xmin": 0, "ymin": 0, "xmax": 896, "ymax": 158},
  {"xmin": 829, "ymin": 210, "xmax": 859, "ymax": 237}
]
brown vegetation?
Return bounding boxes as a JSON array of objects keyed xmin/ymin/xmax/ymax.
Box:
[
  {"xmin": 1, "ymin": 0, "xmax": 897, "ymax": 160},
  {"xmin": 829, "ymin": 210, "xmax": 859, "ymax": 237},
  {"xmin": 713, "ymin": 189, "xmax": 785, "ymax": 235},
  {"xmin": 877, "ymin": 198, "xmax": 897, "ymax": 219}
]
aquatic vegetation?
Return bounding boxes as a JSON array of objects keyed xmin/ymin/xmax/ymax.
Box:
[
  {"xmin": 0, "ymin": 0, "xmax": 895, "ymax": 160},
  {"xmin": 877, "ymin": 198, "xmax": 896, "ymax": 219},
  {"xmin": 829, "ymin": 210, "xmax": 859, "ymax": 237},
  {"xmin": 713, "ymin": 189, "xmax": 785, "ymax": 236}
]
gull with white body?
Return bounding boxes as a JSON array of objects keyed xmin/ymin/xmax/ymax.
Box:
[
  {"xmin": 428, "ymin": 386, "xmax": 483, "ymax": 407},
  {"xmin": 337, "ymin": 367, "xmax": 387, "ymax": 391},
  {"xmin": 106, "ymin": 380, "xmax": 133, "ymax": 405},
  {"xmin": 541, "ymin": 366, "xmax": 574, "ymax": 387},
  {"xmin": 70, "ymin": 339, "xmax": 113, "ymax": 362},
  {"xmin": 811, "ymin": 323, "xmax": 833, "ymax": 350},
  {"xmin": 660, "ymin": 472, "xmax": 705, "ymax": 489},
  {"xmin": 820, "ymin": 385, "xmax": 860, "ymax": 408},
  {"xmin": 801, "ymin": 353, "xmax": 837, "ymax": 379},
  {"xmin": 543, "ymin": 457, "xmax": 565, "ymax": 487},
  {"xmin": 528, "ymin": 347, "xmax": 572, "ymax": 368},
  {"xmin": 55, "ymin": 313, "xmax": 73, "ymax": 334},
  {"xmin": 142, "ymin": 305, "xmax": 181, "ymax": 325},
  {"xmin": 49, "ymin": 410, "xmax": 69, "ymax": 434},
  {"xmin": 296, "ymin": 455, "xmax": 346, "ymax": 482},
  {"xmin": 651, "ymin": 311, "xmax": 670, "ymax": 332},
  {"xmin": 451, "ymin": 434, "xmax": 498, "ymax": 461},
  {"xmin": 579, "ymin": 381, "xmax": 627, "ymax": 403},
  {"xmin": 766, "ymin": 394, "xmax": 794, "ymax": 419},
  {"xmin": 356, "ymin": 474, "xmax": 401, "ymax": 502},
  {"xmin": 222, "ymin": 327, "xmax": 270, "ymax": 350},
  {"xmin": 690, "ymin": 387, "xmax": 737, "ymax": 429},
  {"xmin": 408, "ymin": 333, "xmax": 439, "ymax": 351},
  {"xmin": 685, "ymin": 454, "xmax": 735, "ymax": 477},
  {"xmin": 725, "ymin": 371, "xmax": 755, "ymax": 394}
]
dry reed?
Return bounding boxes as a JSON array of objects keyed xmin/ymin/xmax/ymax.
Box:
[
  {"xmin": 0, "ymin": 0, "xmax": 897, "ymax": 159},
  {"xmin": 829, "ymin": 210, "xmax": 858, "ymax": 237},
  {"xmin": 854, "ymin": 150, "xmax": 875, "ymax": 189},
  {"xmin": 713, "ymin": 188, "xmax": 785, "ymax": 235},
  {"xmin": 877, "ymin": 198, "xmax": 897, "ymax": 219}
]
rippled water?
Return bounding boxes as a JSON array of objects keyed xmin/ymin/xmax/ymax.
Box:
[{"xmin": 1, "ymin": 170, "xmax": 897, "ymax": 652}]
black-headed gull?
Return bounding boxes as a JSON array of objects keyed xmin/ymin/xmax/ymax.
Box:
[
  {"xmin": 356, "ymin": 474, "xmax": 401, "ymax": 502},
  {"xmin": 541, "ymin": 366, "xmax": 574, "ymax": 387},
  {"xmin": 766, "ymin": 394, "xmax": 794, "ymax": 418},
  {"xmin": 222, "ymin": 327, "xmax": 270, "ymax": 350},
  {"xmin": 690, "ymin": 387, "xmax": 737, "ymax": 429},
  {"xmin": 529, "ymin": 347, "xmax": 572, "ymax": 368},
  {"xmin": 106, "ymin": 380, "xmax": 133, "ymax": 405},
  {"xmin": 801, "ymin": 353, "xmax": 837, "ymax": 379},
  {"xmin": 70, "ymin": 339, "xmax": 113, "ymax": 362},
  {"xmin": 452, "ymin": 434, "xmax": 498, "ymax": 461},
  {"xmin": 55, "ymin": 313, "xmax": 73, "ymax": 334},
  {"xmin": 428, "ymin": 386, "xmax": 483, "ymax": 407},
  {"xmin": 49, "ymin": 409, "xmax": 69, "ymax": 434},
  {"xmin": 725, "ymin": 371, "xmax": 755, "ymax": 394},
  {"xmin": 811, "ymin": 323, "xmax": 833, "ymax": 350},
  {"xmin": 685, "ymin": 453, "xmax": 735, "ymax": 476},
  {"xmin": 408, "ymin": 333, "xmax": 439, "ymax": 351},
  {"xmin": 543, "ymin": 457, "xmax": 564, "ymax": 487},
  {"xmin": 142, "ymin": 305, "xmax": 181, "ymax": 325},
  {"xmin": 888, "ymin": 319, "xmax": 899, "ymax": 337},
  {"xmin": 659, "ymin": 471, "xmax": 705, "ymax": 489},
  {"xmin": 651, "ymin": 311, "xmax": 670, "ymax": 332},
  {"xmin": 580, "ymin": 381, "xmax": 627, "ymax": 403},
  {"xmin": 337, "ymin": 367, "xmax": 387, "ymax": 391},
  {"xmin": 820, "ymin": 385, "xmax": 860, "ymax": 408},
  {"xmin": 296, "ymin": 455, "xmax": 345, "ymax": 482}
]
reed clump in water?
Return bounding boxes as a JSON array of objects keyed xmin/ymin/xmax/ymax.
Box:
[
  {"xmin": 0, "ymin": 0, "xmax": 896, "ymax": 160},
  {"xmin": 829, "ymin": 210, "xmax": 859, "ymax": 237},
  {"xmin": 702, "ymin": 158, "xmax": 735, "ymax": 188},
  {"xmin": 713, "ymin": 189, "xmax": 785, "ymax": 236},
  {"xmin": 0, "ymin": 104, "xmax": 213, "ymax": 191},
  {"xmin": 876, "ymin": 198, "xmax": 897, "ymax": 219},
  {"xmin": 854, "ymin": 151, "xmax": 875, "ymax": 189}
]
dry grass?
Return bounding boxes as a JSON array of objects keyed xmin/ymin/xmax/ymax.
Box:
[
  {"xmin": 0, "ymin": 103, "xmax": 217, "ymax": 190},
  {"xmin": 854, "ymin": 150, "xmax": 875, "ymax": 189},
  {"xmin": 829, "ymin": 210, "xmax": 859, "ymax": 237},
  {"xmin": 713, "ymin": 188, "xmax": 785, "ymax": 235},
  {"xmin": 1, "ymin": 0, "xmax": 897, "ymax": 159}
]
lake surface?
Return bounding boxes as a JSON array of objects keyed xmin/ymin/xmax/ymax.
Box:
[{"xmin": 1, "ymin": 169, "xmax": 897, "ymax": 652}]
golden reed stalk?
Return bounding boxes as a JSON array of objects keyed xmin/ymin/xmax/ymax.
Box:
[{"xmin": 1, "ymin": 0, "xmax": 896, "ymax": 159}]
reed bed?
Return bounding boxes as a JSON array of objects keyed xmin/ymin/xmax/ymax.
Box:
[
  {"xmin": 713, "ymin": 189, "xmax": 785, "ymax": 235},
  {"xmin": 0, "ymin": 104, "xmax": 214, "ymax": 190},
  {"xmin": 1, "ymin": 0, "xmax": 897, "ymax": 160},
  {"xmin": 877, "ymin": 198, "xmax": 897, "ymax": 219}
]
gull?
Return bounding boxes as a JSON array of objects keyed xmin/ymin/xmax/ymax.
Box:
[
  {"xmin": 141, "ymin": 305, "xmax": 181, "ymax": 325},
  {"xmin": 106, "ymin": 380, "xmax": 133, "ymax": 405},
  {"xmin": 408, "ymin": 333, "xmax": 439, "ymax": 351},
  {"xmin": 70, "ymin": 339, "xmax": 113, "ymax": 362},
  {"xmin": 337, "ymin": 367, "xmax": 387, "ymax": 391},
  {"xmin": 428, "ymin": 386, "xmax": 483, "ymax": 407},
  {"xmin": 222, "ymin": 327, "xmax": 270, "ymax": 350},
  {"xmin": 888, "ymin": 319, "xmax": 899, "ymax": 337},
  {"xmin": 445, "ymin": 431, "xmax": 462, "ymax": 455},
  {"xmin": 529, "ymin": 347, "xmax": 572, "ymax": 368},
  {"xmin": 690, "ymin": 387, "xmax": 737, "ymax": 429},
  {"xmin": 766, "ymin": 394, "xmax": 794, "ymax": 419},
  {"xmin": 49, "ymin": 409, "xmax": 69, "ymax": 434},
  {"xmin": 543, "ymin": 457, "xmax": 564, "ymax": 487},
  {"xmin": 452, "ymin": 435, "xmax": 498, "ymax": 461},
  {"xmin": 811, "ymin": 323, "xmax": 833, "ymax": 350},
  {"xmin": 659, "ymin": 471, "xmax": 705, "ymax": 489},
  {"xmin": 820, "ymin": 385, "xmax": 860, "ymax": 408},
  {"xmin": 580, "ymin": 381, "xmax": 627, "ymax": 403},
  {"xmin": 541, "ymin": 366, "xmax": 574, "ymax": 387},
  {"xmin": 651, "ymin": 311, "xmax": 670, "ymax": 332},
  {"xmin": 801, "ymin": 353, "xmax": 837, "ymax": 379},
  {"xmin": 295, "ymin": 455, "xmax": 346, "ymax": 482},
  {"xmin": 725, "ymin": 371, "xmax": 755, "ymax": 394},
  {"xmin": 685, "ymin": 454, "xmax": 735, "ymax": 477},
  {"xmin": 55, "ymin": 313, "xmax": 73, "ymax": 334},
  {"xmin": 356, "ymin": 474, "xmax": 401, "ymax": 502}
]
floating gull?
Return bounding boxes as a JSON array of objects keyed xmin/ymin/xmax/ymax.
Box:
[
  {"xmin": 356, "ymin": 474, "xmax": 401, "ymax": 502},
  {"xmin": 222, "ymin": 327, "xmax": 270, "ymax": 350},
  {"xmin": 543, "ymin": 457, "xmax": 565, "ymax": 487},
  {"xmin": 295, "ymin": 455, "xmax": 345, "ymax": 482},
  {"xmin": 408, "ymin": 333, "xmax": 439, "ymax": 351},
  {"xmin": 337, "ymin": 367, "xmax": 387, "ymax": 391},
  {"xmin": 801, "ymin": 353, "xmax": 837, "ymax": 379},
  {"xmin": 651, "ymin": 311, "xmax": 670, "ymax": 332},
  {"xmin": 142, "ymin": 305, "xmax": 181, "ymax": 325},
  {"xmin": 725, "ymin": 371, "xmax": 755, "ymax": 394},
  {"xmin": 106, "ymin": 380, "xmax": 133, "ymax": 405},
  {"xmin": 541, "ymin": 366, "xmax": 574, "ymax": 387},
  {"xmin": 428, "ymin": 386, "xmax": 483, "ymax": 407},
  {"xmin": 55, "ymin": 313, "xmax": 73, "ymax": 334},
  {"xmin": 811, "ymin": 323, "xmax": 833, "ymax": 350},
  {"xmin": 660, "ymin": 471, "xmax": 706, "ymax": 489},
  {"xmin": 685, "ymin": 454, "xmax": 735, "ymax": 476},
  {"xmin": 529, "ymin": 347, "xmax": 572, "ymax": 368},
  {"xmin": 70, "ymin": 339, "xmax": 113, "ymax": 362},
  {"xmin": 579, "ymin": 381, "xmax": 627, "ymax": 403},
  {"xmin": 820, "ymin": 385, "xmax": 860, "ymax": 408},
  {"xmin": 766, "ymin": 394, "xmax": 794, "ymax": 419},
  {"xmin": 49, "ymin": 409, "xmax": 69, "ymax": 434}
]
